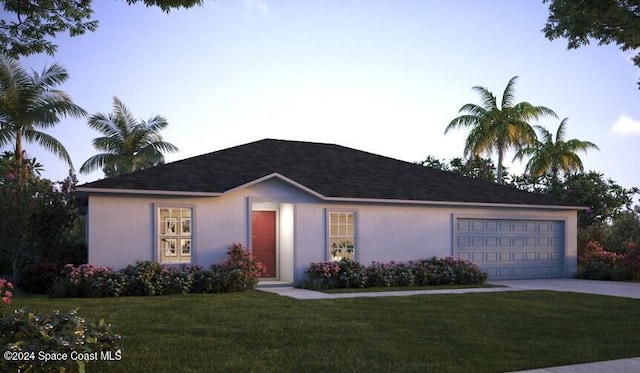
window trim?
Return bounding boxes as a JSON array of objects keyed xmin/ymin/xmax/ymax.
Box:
[
  {"xmin": 154, "ymin": 204, "xmax": 195, "ymax": 264},
  {"xmin": 325, "ymin": 209, "xmax": 358, "ymax": 261}
]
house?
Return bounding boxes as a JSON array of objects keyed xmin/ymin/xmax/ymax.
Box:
[{"xmin": 77, "ymin": 138, "xmax": 581, "ymax": 282}]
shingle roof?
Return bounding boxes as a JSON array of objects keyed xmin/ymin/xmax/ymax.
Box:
[{"xmin": 77, "ymin": 138, "xmax": 578, "ymax": 207}]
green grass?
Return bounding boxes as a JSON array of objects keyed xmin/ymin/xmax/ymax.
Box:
[
  {"xmin": 6, "ymin": 290, "xmax": 640, "ymax": 372},
  {"xmin": 321, "ymin": 283, "xmax": 503, "ymax": 293}
]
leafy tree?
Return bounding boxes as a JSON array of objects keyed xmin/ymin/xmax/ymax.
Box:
[
  {"xmin": 80, "ymin": 96, "xmax": 179, "ymax": 177},
  {"xmin": 0, "ymin": 54, "xmax": 85, "ymax": 180},
  {"xmin": 418, "ymin": 155, "xmax": 500, "ymax": 182},
  {"xmin": 514, "ymin": 118, "xmax": 599, "ymax": 180},
  {"xmin": 604, "ymin": 209, "xmax": 640, "ymax": 252},
  {"xmin": 0, "ymin": 0, "xmax": 204, "ymax": 57},
  {"xmin": 542, "ymin": 0, "xmax": 640, "ymax": 88},
  {"xmin": 445, "ymin": 76, "xmax": 557, "ymax": 184},
  {"xmin": 0, "ymin": 153, "xmax": 84, "ymax": 278}
]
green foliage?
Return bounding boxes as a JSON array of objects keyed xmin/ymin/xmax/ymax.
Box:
[
  {"xmin": 0, "ymin": 0, "xmax": 203, "ymax": 57},
  {"xmin": 0, "ymin": 160, "xmax": 85, "ymax": 277},
  {"xmin": 0, "ymin": 54, "xmax": 86, "ymax": 171},
  {"xmin": 510, "ymin": 171, "xmax": 638, "ymax": 228},
  {"xmin": 119, "ymin": 261, "xmax": 166, "ymax": 296},
  {"xmin": 604, "ymin": 209, "xmax": 640, "ymax": 252},
  {"xmin": 577, "ymin": 241, "xmax": 640, "ymax": 281},
  {"xmin": 43, "ymin": 244, "xmax": 265, "ymax": 297},
  {"xmin": 418, "ymin": 155, "xmax": 500, "ymax": 182},
  {"xmin": 0, "ymin": 308, "xmax": 121, "ymax": 372},
  {"xmin": 218, "ymin": 243, "xmax": 267, "ymax": 292},
  {"xmin": 80, "ymin": 97, "xmax": 179, "ymax": 177},
  {"xmin": 543, "ymin": 0, "xmax": 640, "ymax": 88},
  {"xmin": 445, "ymin": 76, "xmax": 557, "ymax": 184},
  {"xmin": 513, "ymin": 118, "xmax": 599, "ymax": 179},
  {"xmin": 301, "ymin": 257, "xmax": 487, "ymax": 290},
  {"xmin": 15, "ymin": 259, "xmax": 64, "ymax": 294}
]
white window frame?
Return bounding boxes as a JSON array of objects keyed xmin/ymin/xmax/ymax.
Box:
[
  {"xmin": 326, "ymin": 209, "xmax": 358, "ymax": 261},
  {"xmin": 156, "ymin": 206, "xmax": 194, "ymax": 264}
]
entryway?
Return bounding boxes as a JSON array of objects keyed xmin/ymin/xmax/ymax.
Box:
[{"xmin": 252, "ymin": 210, "xmax": 276, "ymax": 278}]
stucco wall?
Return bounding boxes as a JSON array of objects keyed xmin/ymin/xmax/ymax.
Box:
[{"xmin": 86, "ymin": 177, "xmax": 578, "ymax": 282}]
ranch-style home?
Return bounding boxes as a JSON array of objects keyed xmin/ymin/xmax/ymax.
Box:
[{"xmin": 77, "ymin": 138, "xmax": 581, "ymax": 283}]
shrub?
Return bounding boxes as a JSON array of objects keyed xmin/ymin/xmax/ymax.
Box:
[
  {"xmin": 120, "ymin": 261, "xmax": 166, "ymax": 296},
  {"xmin": 335, "ymin": 259, "xmax": 366, "ymax": 289},
  {"xmin": 577, "ymin": 241, "xmax": 628, "ymax": 280},
  {"xmin": 1, "ymin": 278, "xmax": 13, "ymax": 310},
  {"xmin": 16, "ymin": 257, "xmax": 64, "ymax": 294},
  {"xmin": 50, "ymin": 264, "xmax": 124, "ymax": 298},
  {"xmin": 161, "ymin": 265, "xmax": 195, "ymax": 295},
  {"xmin": 620, "ymin": 241, "xmax": 640, "ymax": 280},
  {"xmin": 219, "ymin": 243, "xmax": 267, "ymax": 292},
  {"xmin": 300, "ymin": 257, "xmax": 487, "ymax": 290},
  {"xmin": 190, "ymin": 266, "xmax": 225, "ymax": 293},
  {"xmin": 365, "ymin": 262, "xmax": 393, "ymax": 287},
  {"xmin": 0, "ymin": 308, "xmax": 121, "ymax": 372},
  {"xmin": 303, "ymin": 261, "xmax": 342, "ymax": 290}
]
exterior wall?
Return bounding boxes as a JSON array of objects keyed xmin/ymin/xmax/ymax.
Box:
[{"xmin": 87, "ymin": 177, "xmax": 578, "ymax": 282}]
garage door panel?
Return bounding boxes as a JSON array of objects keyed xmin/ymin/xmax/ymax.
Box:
[{"xmin": 455, "ymin": 218, "xmax": 564, "ymax": 280}]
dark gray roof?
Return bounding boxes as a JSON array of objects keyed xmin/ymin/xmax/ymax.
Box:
[{"xmin": 78, "ymin": 138, "xmax": 578, "ymax": 207}]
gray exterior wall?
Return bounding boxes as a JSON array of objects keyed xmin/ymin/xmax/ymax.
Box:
[{"xmin": 86, "ymin": 177, "xmax": 578, "ymax": 282}]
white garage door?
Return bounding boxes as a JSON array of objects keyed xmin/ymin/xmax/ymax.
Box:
[{"xmin": 454, "ymin": 218, "xmax": 565, "ymax": 280}]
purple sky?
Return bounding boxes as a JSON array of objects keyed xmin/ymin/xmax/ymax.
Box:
[{"xmin": 5, "ymin": 0, "xmax": 639, "ymax": 192}]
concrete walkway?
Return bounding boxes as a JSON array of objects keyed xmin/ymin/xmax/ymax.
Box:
[
  {"xmin": 257, "ymin": 279, "xmax": 640, "ymax": 372},
  {"xmin": 257, "ymin": 278, "xmax": 640, "ymax": 300}
]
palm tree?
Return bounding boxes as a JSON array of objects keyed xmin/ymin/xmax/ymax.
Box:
[
  {"xmin": 514, "ymin": 118, "xmax": 599, "ymax": 179},
  {"xmin": 0, "ymin": 54, "xmax": 86, "ymax": 178},
  {"xmin": 445, "ymin": 76, "xmax": 557, "ymax": 184},
  {"xmin": 80, "ymin": 97, "xmax": 179, "ymax": 177}
]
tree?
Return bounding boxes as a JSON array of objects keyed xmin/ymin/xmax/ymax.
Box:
[
  {"xmin": 0, "ymin": 54, "xmax": 86, "ymax": 180},
  {"xmin": 445, "ymin": 76, "xmax": 557, "ymax": 184},
  {"xmin": 418, "ymin": 155, "xmax": 501, "ymax": 182},
  {"xmin": 0, "ymin": 0, "xmax": 204, "ymax": 58},
  {"xmin": 514, "ymin": 118, "xmax": 599, "ymax": 179},
  {"xmin": 542, "ymin": 0, "xmax": 640, "ymax": 88},
  {"xmin": 80, "ymin": 96, "xmax": 179, "ymax": 177},
  {"xmin": 0, "ymin": 153, "xmax": 84, "ymax": 278}
]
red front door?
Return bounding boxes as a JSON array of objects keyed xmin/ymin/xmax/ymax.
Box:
[{"xmin": 252, "ymin": 211, "xmax": 276, "ymax": 278}]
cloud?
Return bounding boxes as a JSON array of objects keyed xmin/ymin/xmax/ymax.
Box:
[
  {"xmin": 244, "ymin": 0, "xmax": 269, "ymax": 14},
  {"xmin": 610, "ymin": 115, "xmax": 640, "ymax": 135}
]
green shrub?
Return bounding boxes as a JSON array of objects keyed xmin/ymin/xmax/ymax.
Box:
[
  {"xmin": 219, "ymin": 243, "xmax": 267, "ymax": 292},
  {"xmin": 190, "ymin": 266, "xmax": 224, "ymax": 293},
  {"xmin": 120, "ymin": 261, "xmax": 165, "ymax": 296},
  {"xmin": 50, "ymin": 264, "xmax": 124, "ymax": 298},
  {"xmin": 0, "ymin": 308, "xmax": 121, "ymax": 372},
  {"xmin": 161, "ymin": 265, "xmax": 194, "ymax": 295},
  {"xmin": 301, "ymin": 257, "xmax": 487, "ymax": 290},
  {"xmin": 16, "ymin": 257, "xmax": 64, "ymax": 294},
  {"xmin": 577, "ymin": 241, "xmax": 627, "ymax": 280}
]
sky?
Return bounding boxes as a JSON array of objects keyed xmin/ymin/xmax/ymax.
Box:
[{"xmin": 4, "ymin": 0, "xmax": 640, "ymax": 192}]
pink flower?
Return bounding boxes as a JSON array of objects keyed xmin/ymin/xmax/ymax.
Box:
[
  {"xmin": 2, "ymin": 296, "xmax": 10, "ymax": 305},
  {"xmin": 6, "ymin": 172, "xmax": 15, "ymax": 181}
]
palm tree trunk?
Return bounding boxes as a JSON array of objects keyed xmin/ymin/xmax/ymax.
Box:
[{"xmin": 496, "ymin": 146, "xmax": 505, "ymax": 184}]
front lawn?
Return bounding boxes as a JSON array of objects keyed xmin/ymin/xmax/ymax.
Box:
[{"xmin": 6, "ymin": 291, "xmax": 640, "ymax": 372}]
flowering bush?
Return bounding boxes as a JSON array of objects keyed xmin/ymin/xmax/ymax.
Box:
[
  {"xmin": 15, "ymin": 257, "xmax": 65, "ymax": 294},
  {"xmin": 120, "ymin": 261, "xmax": 166, "ymax": 296},
  {"xmin": 0, "ymin": 308, "xmax": 121, "ymax": 372},
  {"xmin": 305, "ymin": 261, "xmax": 342, "ymax": 290},
  {"xmin": 218, "ymin": 243, "xmax": 267, "ymax": 292},
  {"xmin": 300, "ymin": 257, "xmax": 487, "ymax": 290},
  {"xmin": 578, "ymin": 240, "xmax": 640, "ymax": 281},
  {"xmin": 1, "ymin": 278, "xmax": 13, "ymax": 312},
  {"xmin": 161, "ymin": 265, "xmax": 195, "ymax": 295}
]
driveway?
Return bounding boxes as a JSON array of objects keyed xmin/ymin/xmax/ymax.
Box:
[{"xmin": 489, "ymin": 279, "xmax": 640, "ymax": 299}]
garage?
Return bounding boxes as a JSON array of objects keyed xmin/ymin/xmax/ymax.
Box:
[{"xmin": 454, "ymin": 218, "xmax": 565, "ymax": 280}]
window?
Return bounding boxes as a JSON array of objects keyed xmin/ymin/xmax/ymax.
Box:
[
  {"xmin": 328, "ymin": 211, "xmax": 356, "ymax": 261},
  {"xmin": 158, "ymin": 207, "xmax": 192, "ymax": 263}
]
